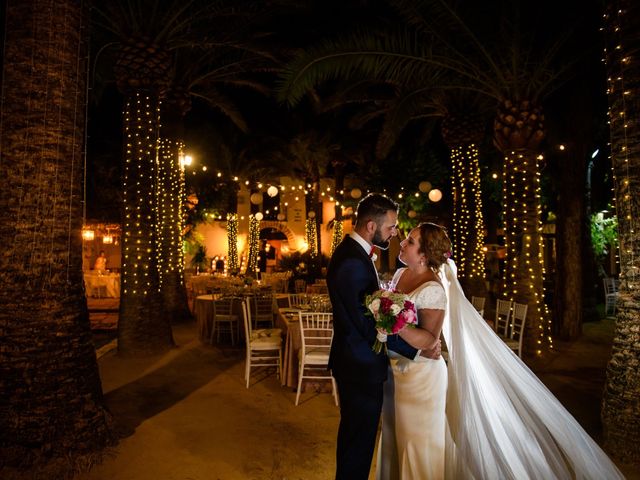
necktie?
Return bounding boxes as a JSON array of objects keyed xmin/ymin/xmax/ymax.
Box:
[{"xmin": 369, "ymin": 246, "xmax": 375, "ymax": 258}]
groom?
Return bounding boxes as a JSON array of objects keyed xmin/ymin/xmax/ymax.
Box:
[{"xmin": 328, "ymin": 193, "xmax": 421, "ymax": 480}]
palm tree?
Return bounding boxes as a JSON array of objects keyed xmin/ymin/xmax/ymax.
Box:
[
  {"xmin": 601, "ymin": 0, "xmax": 640, "ymax": 464},
  {"xmin": 281, "ymin": 35, "xmax": 489, "ymax": 292},
  {"xmin": 156, "ymin": 41, "xmax": 274, "ymax": 320},
  {"xmin": 278, "ymin": 0, "xmax": 577, "ymax": 354},
  {"xmin": 0, "ymin": 0, "xmax": 115, "ymax": 475}
]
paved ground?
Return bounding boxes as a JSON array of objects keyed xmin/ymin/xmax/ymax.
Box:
[{"xmin": 80, "ymin": 298, "xmax": 639, "ymax": 480}]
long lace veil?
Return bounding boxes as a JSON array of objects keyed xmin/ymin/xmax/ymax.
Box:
[{"xmin": 440, "ymin": 260, "xmax": 624, "ymax": 480}]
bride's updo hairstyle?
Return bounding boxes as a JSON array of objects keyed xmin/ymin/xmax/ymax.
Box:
[{"xmin": 417, "ymin": 222, "xmax": 451, "ymax": 272}]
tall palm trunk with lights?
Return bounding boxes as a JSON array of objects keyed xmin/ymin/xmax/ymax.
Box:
[
  {"xmin": 441, "ymin": 112, "xmax": 486, "ymax": 296},
  {"xmin": 331, "ymin": 158, "xmax": 346, "ymax": 255},
  {"xmin": 157, "ymin": 91, "xmax": 191, "ymax": 323},
  {"xmin": 0, "ymin": 0, "xmax": 115, "ymax": 473},
  {"xmin": 494, "ymin": 99, "xmax": 548, "ymax": 356},
  {"xmin": 115, "ymin": 39, "xmax": 174, "ymax": 354},
  {"xmin": 602, "ymin": 0, "xmax": 640, "ymax": 463}
]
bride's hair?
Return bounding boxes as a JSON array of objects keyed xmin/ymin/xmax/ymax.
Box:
[{"xmin": 417, "ymin": 222, "xmax": 451, "ymax": 272}]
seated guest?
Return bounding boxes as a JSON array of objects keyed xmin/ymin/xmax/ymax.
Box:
[{"xmin": 94, "ymin": 251, "xmax": 107, "ymax": 272}]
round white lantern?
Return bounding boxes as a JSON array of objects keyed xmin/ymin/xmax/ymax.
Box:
[
  {"xmin": 428, "ymin": 188, "xmax": 443, "ymax": 202},
  {"xmin": 267, "ymin": 185, "xmax": 279, "ymax": 197},
  {"xmin": 308, "ymin": 211, "xmax": 316, "ymax": 219},
  {"xmin": 418, "ymin": 181, "xmax": 431, "ymax": 193},
  {"xmin": 351, "ymin": 188, "xmax": 362, "ymax": 199},
  {"xmin": 277, "ymin": 213, "xmax": 286, "ymax": 221},
  {"xmin": 250, "ymin": 192, "xmax": 263, "ymax": 205},
  {"xmin": 254, "ymin": 212, "xmax": 263, "ymax": 221},
  {"xmin": 407, "ymin": 210, "xmax": 417, "ymax": 218}
]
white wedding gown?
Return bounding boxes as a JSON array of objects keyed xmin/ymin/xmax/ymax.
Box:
[
  {"xmin": 377, "ymin": 270, "xmax": 448, "ymax": 480},
  {"xmin": 376, "ymin": 261, "xmax": 625, "ymax": 480}
]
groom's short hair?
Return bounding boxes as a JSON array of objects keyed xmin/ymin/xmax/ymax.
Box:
[{"xmin": 355, "ymin": 193, "xmax": 399, "ymax": 227}]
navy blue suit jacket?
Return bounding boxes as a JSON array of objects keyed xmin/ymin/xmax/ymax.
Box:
[{"xmin": 328, "ymin": 235, "xmax": 418, "ymax": 384}]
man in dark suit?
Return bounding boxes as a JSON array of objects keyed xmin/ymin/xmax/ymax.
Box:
[{"xmin": 328, "ymin": 193, "xmax": 427, "ymax": 480}]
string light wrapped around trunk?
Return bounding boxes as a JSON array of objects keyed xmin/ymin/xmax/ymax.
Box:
[
  {"xmin": 331, "ymin": 220, "xmax": 343, "ymax": 256},
  {"xmin": 306, "ymin": 218, "xmax": 318, "ymax": 258},
  {"xmin": 226, "ymin": 213, "xmax": 239, "ymax": 274},
  {"xmin": 247, "ymin": 214, "xmax": 260, "ymax": 275}
]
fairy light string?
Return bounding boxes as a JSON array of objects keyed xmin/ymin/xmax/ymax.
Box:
[{"xmin": 501, "ymin": 151, "xmax": 551, "ymax": 355}]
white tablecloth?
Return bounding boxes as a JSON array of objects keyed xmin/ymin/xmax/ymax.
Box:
[{"xmin": 84, "ymin": 273, "xmax": 120, "ymax": 298}]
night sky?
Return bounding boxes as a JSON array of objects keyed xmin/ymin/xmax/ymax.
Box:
[{"xmin": 85, "ymin": 0, "xmax": 611, "ymax": 224}]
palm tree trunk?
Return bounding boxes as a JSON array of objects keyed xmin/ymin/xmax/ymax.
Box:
[
  {"xmin": 499, "ymin": 149, "xmax": 548, "ymax": 355},
  {"xmin": 494, "ymin": 99, "xmax": 548, "ymax": 356},
  {"xmin": 553, "ymin": 143, "xmax": 585, "ymax": 339},
  {"xmin": 117, "ymin": 91, "xmax": 174, "ymax": 354},
  {"xmin": 441, "ymin": 112, "xmax": 487, "ymax": 297},
  {"xmin": 0, "ymin": 0, "xmax": 114, "ymax": 474},
  {"xmin": 157, "ymin": 104, "xmax": 191, "ymax": 323},
  {"xmin": 449, "ymin": 143, "xmax": 487, "ymax": 295},
  {"xmin": 602, "ymin": 0, "xmax": 640, "ymax": 463}
]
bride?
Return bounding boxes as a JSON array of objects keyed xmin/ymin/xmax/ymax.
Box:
[{"xmin": 376, "ymin": 222, "xmax": 624, "ymax": 480}]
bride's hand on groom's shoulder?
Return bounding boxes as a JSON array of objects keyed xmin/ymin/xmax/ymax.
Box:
[{"xmin": 420, "ymin": 339, "xmax": 441, "ymax": 360}]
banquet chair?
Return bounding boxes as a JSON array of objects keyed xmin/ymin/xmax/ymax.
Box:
[
  {"xmin": 603, "ymin": 277, "xmax": 619, "ymax": 316},
  {"xmin": 250, "ymin": 292, "xmax": 275, "ymax": 329},
  {"xmin": 84, "ymin": 277, "xmax": 107, "ymax": 299},
  {"xmin": 494, "ymin": 299, "xmax": 513, "ymax": 337},
  {"xmin": 209, "ymin": 296, "xmax": 240, "ymax": 346},
  {"xmin": 294, "ymin": 279, "xmax": 307, "ymax": 294},
  {"xmin": 241, "ymin": 299, "xmax": 282, "ymax": 388},
  {"xmin": 288, "ymin": 293, "xmax": 310, "ymax": 308},
  {"xmin": 471, "ymin": 296, "xmax": 486, "ymax": 317},
  {"xmin": 504, "ymin": 302, "xmax": 528, "ymax": 358},
  {"xmin": 296, "ymin": 312, "xmax": 338, "ymax": 406}
]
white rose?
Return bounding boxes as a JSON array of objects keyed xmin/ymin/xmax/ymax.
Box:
[
  {"xmin": 390, "ymin": 304, "xmax": 401, "ymax": 315},
  {"xmin": 369, "ymin": 298, "xmax": 381, "ymax": 315}
]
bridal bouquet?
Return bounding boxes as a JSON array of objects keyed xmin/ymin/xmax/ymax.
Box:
[{"xmin": 365, "ymin": 290, "xmax": 417, "ymax": 354}]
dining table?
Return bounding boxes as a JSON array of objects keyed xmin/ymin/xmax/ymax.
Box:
[
  {"xmin": 83, "ymin": 272, "xmax": 121, "ymax": 298},
  {"xmin": 277, "ymin": 306, "xmax": 333, "ymax": 393}
]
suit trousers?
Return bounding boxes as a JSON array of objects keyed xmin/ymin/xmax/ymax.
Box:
[{"xmin": 335, "ymin": 377, "xmax": 384, "ymax": 480}]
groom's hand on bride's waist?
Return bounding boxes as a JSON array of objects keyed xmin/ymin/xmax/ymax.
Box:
[{"xmin": 420, "ymin": 339, "xmax": 441, "ymax": 360}]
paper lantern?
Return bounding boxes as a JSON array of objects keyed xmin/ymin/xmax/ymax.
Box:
[
  {"xmin": 308, "ymin": 211, "xmax": 316, "ymax": 219},
  {"xmin": 250, "ymin": 192, "xmax": 263, "ymax": 205},
  {"xmin": 351, "ymin": 188, "xmax": 362, "ymax": 199},
  {"xmin": 418, "ymin": 181, "xmax": 431, "ymax": 193},
  {"xmin": 102, "ymin": 234, "xmax": 114, "ymax": 244},
  {"xmin": 254, "ymin": 212, "xmax": 263, "ymax": 221},
  {"xmin": 82, "ymin": 229, "xmax": 94, "ymax": 241},
  {"xmin": 277, "ymin": 213, "xmax": 286, "ymax": 221},
  {"xmin": 267, "ymin": 185, "xmax": 279, "ymax": 197},
  {"xmin": 407, "ymin": 210, "xmax": 417, "ymax": 218},
  {"xmin": 428, "ymin": 189, "xmax": 443, "ymax": 202}
]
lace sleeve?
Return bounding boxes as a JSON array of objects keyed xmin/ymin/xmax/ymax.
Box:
[{"xmin": 414, "ymin": 283, "xmax": 446, "ymax": 310}]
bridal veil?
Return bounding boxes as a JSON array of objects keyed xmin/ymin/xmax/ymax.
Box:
[{"xmin": 440, "ymin": 260, "xmax": 624, "ymax": 480}]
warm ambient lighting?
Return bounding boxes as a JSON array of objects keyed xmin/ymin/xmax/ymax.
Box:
[
  {"xmin": 418, "ymin": 181, "xmax": 432, "ymax": 193},
  {"xmin": 267, "ymin": 185, "xmax": 279, "ymax": 197},
  {"xmin": 82, "ymin": 229, "xmax": 95, "ymax": 241},
  {"xmin": 102, "ymin": 234, "xmax": 113, "ymax": 244},
  {"xmin": 428, "ymin": 189, "xmax": 443, "ymax": 202}
]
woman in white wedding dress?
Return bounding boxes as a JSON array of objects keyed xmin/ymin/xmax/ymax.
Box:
[
  {"xmin": 377, "ymin": 222, "xmax": 450, "ymax": 480},
  {"xmin": 377, "ymin": 223, "xmax": 625, "ymax": 480}
]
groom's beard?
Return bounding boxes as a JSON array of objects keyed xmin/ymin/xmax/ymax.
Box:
[{"xmin": 372, "ymin": 228, "xmax": 392, "ymax": 250}]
